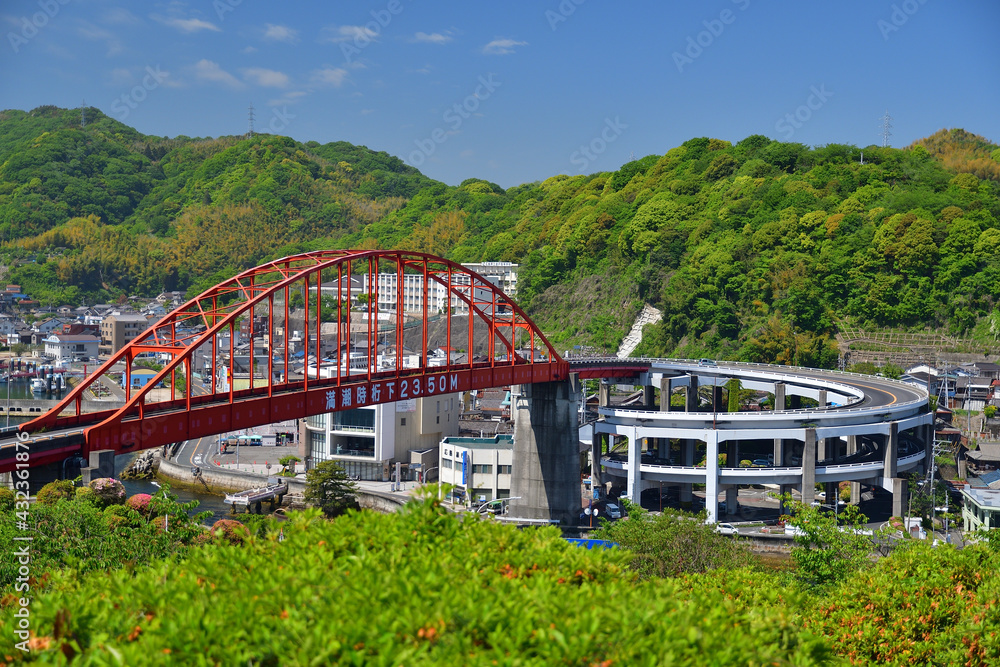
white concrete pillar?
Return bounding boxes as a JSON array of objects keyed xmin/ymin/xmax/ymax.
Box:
[
  {"xmin": 705, "ymin": 430, "xmax": 720, "ymax": 522},
  {"xmin": 626, "ymin": 426, "xmax": 641, "ymax": 503}
]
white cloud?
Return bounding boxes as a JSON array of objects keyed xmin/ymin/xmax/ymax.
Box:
[
  {"xmin": 311, "ymin": 67, "xmax": 348, "ymax": 87},
  {"xmin": 360, "ymin": 108, "xmax": 375, "ymax": 115},
  {"xmin": 482, "ymin": 38, "xmax": 526, "ymax": 55},
  {"xmin": 153, "ymin": 15, "xmax": 220, "ymax": 33},
  {"xmin": 413, "ymin": 32, "xmax": 451, "ymax": 44},
  {"xmin": 321, "ymin": 25, "xmax": 378, "ymax": 43},
  {"xmin": 241, "ymin": 46, "xmax": 258, "ymax": 55},
  {"xmin": 242, "ymin": 67, "xmax": 290, "ymax": 88},
  {"xmin": 194, "ymin": 59, "xmax": 243, "ymax": 88},
  {"xmin": 263, "ymin": 24, "xmax": 298, "ymax": 43}
]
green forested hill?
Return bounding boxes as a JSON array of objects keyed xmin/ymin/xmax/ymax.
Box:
[
  {"xmin": 2, "ymin": 106, "xmax": 999, "ymax": 367},
  {"xmin": 0, "ymin": 106, "xmax": 434, "ymax": 300}
]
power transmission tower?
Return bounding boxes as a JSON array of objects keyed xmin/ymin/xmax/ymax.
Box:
[
  {"xmin": 247, "ymin": 103, "xmax": 255, "ymax": 138},
  {"xmin": 880, "ymin": 110, "xmax": 892, "ymax": 148}
]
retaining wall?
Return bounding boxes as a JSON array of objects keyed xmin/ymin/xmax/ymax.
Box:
[{"xmin": 156, "ymin": 458, "xmax": 409, "ymax": 512}]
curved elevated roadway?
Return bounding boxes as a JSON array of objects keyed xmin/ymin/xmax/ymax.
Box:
[{"xmin": 570, "ymin": 358, "xmax": 934, "ymax": 522}]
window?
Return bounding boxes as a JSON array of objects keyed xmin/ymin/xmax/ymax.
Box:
[
  {"xmin": 472, "ymin": 464, "xmax": 492, "ymax": 474},
  {"xmin": 436, "ymin": 416, "xmax": 440, "ymax": 424},
  {"xmin": 442, "ymin": 459, "xmax": 453, "ymax": 469},
  {"xmin": 400, "ymin": 417, "xmax": 406, "ymax": 426},
  {"xmin": 436, "ymin": 400, "xmax": 440, "ymax": 413},
  {"xmin": 497, "ymin": 465, "xmax": 512, "ymax": 474}
]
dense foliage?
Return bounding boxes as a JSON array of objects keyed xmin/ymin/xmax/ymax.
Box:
[
  {"xmin": 594, "ymin": 502, "xmax": 758, "ymax": 578},
  {"xmin": 5, "ymin": 492, "xmax": 1000, "ymax": 664},
  {"xmin": 0, "ymin": 482, "xmax": 207, "ymax": 591},
  {"xmin": 3, "ymin": 105, "xmax": 999, "ymax": 365}
]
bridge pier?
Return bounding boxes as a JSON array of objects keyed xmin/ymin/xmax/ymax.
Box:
[
  {"xmin": 509, "ymin": 377, "xmax": 583, "ymax": 525},
  {"xmin": 81, "ymin": 449, "xmax": 116, "ymax": 485}
]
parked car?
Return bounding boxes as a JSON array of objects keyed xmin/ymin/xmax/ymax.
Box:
[
  {"xmin": 716, "ymin": 523, "xmax": 738, "ymax": 535},
  {"xmin": 605, "ymin": 503, "xmax": 623, "ymax": 520}
]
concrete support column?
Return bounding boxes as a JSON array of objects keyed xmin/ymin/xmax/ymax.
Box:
[
  {"xmin": 922, "ymin": 422, "xmax": 934, "ymax": 475},
  {"xmin": 659, "ymin": 378, "xmax": 672, "ymax": 412},
  {"xmin": 705, "ymin": 431, "xmax": 720, "ymax": 522},
  {"xmin": 725, "ymin": 486, "xmax": 738, "ymax": 516},
  {"xmin": 726, "ymin": 439, "xmax": 738, "ymax": 469},
  {"xmin": 712, "ymin": 386, "xmax": 724, "ymax": 414},
  {"xmin": 643, "ymin": 385, "xmax": 655, "ymax": 409},
  {"xmin": 790, "ymin": 394, "xmax": 801, "ymax": 410},
  {"xmin": 626, "ymin": 426, "xmax": 641, "ymax": 504},
  {"xmin": 884, "ymin": 422, "xmax": 899, "ymax": 479},
  {"xmin": 686, "ymin": 376, "xmax": 699, "ymax": 412},
  {"xmin": 81, "ymin": 449, "xmax": 116, "ymax": 485},
  {"xmin": 774, "ymin": 438, "xmax": 784, "ymax": 466},
  {"xmin": 824, "ymin": 482, "xmax": 839, "ymax": 507},
  {"xmin": 598, "ymin": 382, "xmax": 611, "ymax": 408},
  {"xmin": 778, "ymin": 484, "xmax": 791, "ymax": 516},
  {"xmin": 684, "ymin": 439, "xmax": 695, "ymax": 466},
  {"xmin": 801, "ymin": 428, "xmax": 817, "ymax": 505},
  {"xmin": 847, "ymin": 435, "xmax": 860, "ymax": 503},
  {"xmin": 818, "ymin": 437, "xmax": 827, "ymax": 462},
  {"xmin": 818, "ymin": 389, "xmax": 827, "ymax": 407},
  {"xmin": 890, "ymin": 477, "xmax": 907, "ymax": 518},
  {"xmin": 508, "ymin": 378, "xmax": 583, "ymax": 524},
  {"xmin": 590, "ymin": 434, "xmax": 603, "ymax": 493},
  {"xmin": 774, "ymin": 383, "xmax": 786, "ymax": 411}
]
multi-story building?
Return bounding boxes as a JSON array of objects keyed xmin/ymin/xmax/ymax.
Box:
[
  {"xmin": 43, "ymin": 334, "xmax": 100, "ymax": 363},
  {"xmin": 362, "ymin": 262, "xmax": 519, "ymax": 316},
  {"xmin": 99, "ymin": 312, "xmax": 149, "ymax": 356},
  {"xmin": 438, "ymin": 434, "xmax": 514, "ymax": 506},
  {"xmin": 300, "ymin": 393, "xmax": 461, "ymax": 481}
]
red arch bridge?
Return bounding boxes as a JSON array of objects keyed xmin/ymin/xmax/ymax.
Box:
[{"xmin": 1, "ymin": 250, "xmax": 579, "ymax": 478}]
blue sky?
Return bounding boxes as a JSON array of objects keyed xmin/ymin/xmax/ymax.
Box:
[{"xmin": 1, "ymin": 0, "xmax": 998, "ymax": 188}]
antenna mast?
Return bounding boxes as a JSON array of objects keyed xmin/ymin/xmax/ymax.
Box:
[
  {"xmin": 880, "ymin": 110, "xmax": 893, "ymax": 148},
  {"xmin": 247, "ymin": 102, "xmax": 255, "ymax": 138}
]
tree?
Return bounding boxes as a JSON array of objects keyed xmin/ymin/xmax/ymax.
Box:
[
  {"xmin": 304, "ymin": 460, "xmax": 358, "ymax": 517},
  {"xmin": 278, "ymin": 455, "xmax": 301, "ymax": 477},
  {"xmin": 594, "ymin": 502, "xmax": 757, "ymax": 579},
  {"xmin": 781, "ymin": 495, "xmax": 886, "ymax": 587}
]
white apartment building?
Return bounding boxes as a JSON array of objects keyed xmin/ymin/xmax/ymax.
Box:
[
  {"xmin": 43, "ymin": 334, "xmax": 100, "ymax": 363},
  {"xmin": 438, "ymin": 434, "xmax": 514, "ymax": 506},
  {"xmin": 362, "ymin": 262, "xmax": 519, "ymax": 316},
  {"xmin": 300, "ymin": 393, "xmax": 461, "ymax": 481}
]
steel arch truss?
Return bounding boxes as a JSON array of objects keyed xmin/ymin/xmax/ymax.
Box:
[{"xmin": 22, "ymin": 250, "xmax": 567, "ymax": 456}]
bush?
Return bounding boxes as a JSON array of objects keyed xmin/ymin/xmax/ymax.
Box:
[
  {"xmin": 209, "ymin": 519, "xmax": 251, "ymax": 546},
  {"xmin": 0, "ymin": 487, "xmax": 14, "ymax": 510},
  {"xmin": 36, "ymin": 479, "xmax": 74, "ymax": 505},
  {"xmin": 126, "ymin": 493, "xmax": 153, "ymax": 515},
  {"xmin": 88, "ymin": 477, "xmax": 126, "ymax": 508},
  {"xmin": 75, "ymin": 486, "xmax": 98, "ymax": 505},
  {"xmin": 104, "ymin": 504, "xmax": 143, "ymax": 530}
]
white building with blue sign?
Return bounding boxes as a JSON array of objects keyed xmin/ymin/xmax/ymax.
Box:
[{"xmin": 438, "ymin": 434, "xmax": 514, "ymax": 506}]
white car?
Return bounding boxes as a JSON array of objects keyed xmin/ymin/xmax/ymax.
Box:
[{"xmin": 715, "ymin": 523, "xmax": 738, "ymax": 535}]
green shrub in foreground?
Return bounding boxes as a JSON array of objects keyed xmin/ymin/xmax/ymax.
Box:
[{"xmin": 0, "ymin": 498, "xmax": 836, "ymax": 666}]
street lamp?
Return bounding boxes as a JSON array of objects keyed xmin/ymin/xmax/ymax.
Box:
[
  {"xmin": 584, "ymin": 501, "xmax": 600, "ymax": 528},
  {"xmin": 811, "ymin": 500, "xmax": 840, "ymax": 521}
]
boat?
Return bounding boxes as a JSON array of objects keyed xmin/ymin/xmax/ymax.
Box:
[{"xmin": 30, "ymin": 378, "xmax": 46, "ymax": 393}]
